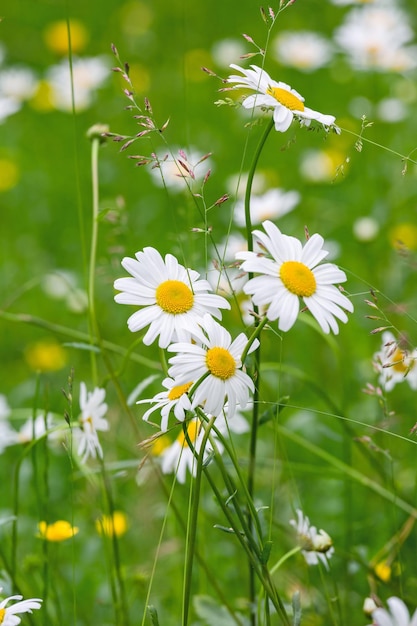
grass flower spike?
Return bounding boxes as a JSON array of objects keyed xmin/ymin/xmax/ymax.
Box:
[
  {"xmin": 114, "ymin": 247, "xmax": 230, "ymax": 348},
  {"xmin": 237, "ymin": 220, "xmax": 353, "ymax": 334},
  {"xmin": 168, "ymin": 314, "xmax": 258, "ymax": 417},
  {"xmin": 226, "ymin": 64, "xmax": 336, "ymax": 132},
  {"xmin": 369, "ymin": 597, "xmax": 417, "ymax": 626},
  {"xmin": 290, "ymin": 509, "xmax": 334, "ymax": 568},
  {"xmin": 0, "ymin": 589, "xmax": 42, "ymax": 625}
]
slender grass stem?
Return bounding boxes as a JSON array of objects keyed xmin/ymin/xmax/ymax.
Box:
[
  {"xmin": 243, "ymin": 116, "xmax": 274, "ymax": 625},
  {"xmin": 88, "ymin": 135, "xmax": 101, "ymax": 383}
]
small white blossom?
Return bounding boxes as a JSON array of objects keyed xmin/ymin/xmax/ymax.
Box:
[{"xmin": 290, "ymin": 509, "xmax": 334, "ymax": 568}]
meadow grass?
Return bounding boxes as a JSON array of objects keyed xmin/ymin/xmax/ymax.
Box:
[{"xmin": 1, "ymin": 1, "xmax": 417, "ymax": 625}]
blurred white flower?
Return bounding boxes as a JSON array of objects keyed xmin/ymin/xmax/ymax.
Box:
[
  {"xmin": 373, "ymin": 331, "xmax": 417, "ymax": 391},
  {"xmin": 353, "ymin": 216, "xmax": 379, "ymax": 242},
  {"xmin": 17, "ymin": 414, "xmax": 54, "ymax": 444},
  {"xmin": 233, "ymin": 188, "xmax": 300, "ymax": 227},
  {"xmin": 215, "ymin": 233, "xmax": 248, "ymax": 263},
  {"xmin": 211, "ymin": 38, "xmax": 246, "ymax": 67},
  {"xmin": 207, "ymin": 266, "xmax": 248, "ymax": 299},
  {"xmin": 334, "ymin": 5, "xmax": 417, "ymax": 71},
  {"xmin": 300, "ymin": 148, "xmax": 345, "ymax": 183},
  {"xmin": 369, "ymin": 596, "xmax": 417, "ymax": 626},
  {"xmin": 0, "ymin": 96, "xmax": 21, "ymax": 123},
  {"xmin": 272, "ymin": 31, "xmax": 333, "ymax": 71},
  {"xmin": 290, "ymin": 509, "xmax": 334, "ymax": 568},
  {"xmin": 41, "ymin": 270, "xmax": 88, "ymax": 313},
  {"xmin": 0, "ymin": 67, "xmax": 38, "ymax": 101},
  {"xmin": 149, "ymin": 147, "xmax": 212, "ymax": 192},
  {"xmin": 74, "ymin": 383, "xmax": 109, "ymax": 463},
  {"xmin": 226, "ymin": 171, "xmax": 268, "ymax": 199},
  {"xmin": 376, "ymin": 97, "xmax": 407, "ymax": 122},
  {"xmin": 46, "ymin": 56, "xmax": 109, "ymax": 111}
]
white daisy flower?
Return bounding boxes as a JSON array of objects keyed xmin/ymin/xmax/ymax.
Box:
[
  {"xmin": 236, "ymin": 220, "xmax": 353, "ymax": 334},
  {"xmin": 46, "ymin": 56, "xmax": 109, "ymax": 112},
  {"xmin": 369, "ymin": 597, "xmax": 417, "ymax": 626},
  {"xmin": 75, "ymin": 382, "xmax": 109, "ymax": 463},
  {"xmin": 373, "ymin": 331, "xmax": 417, "ymax": 392},
  {"xmin": 114, "ymin": 247, "xmax": 230, "ymax": 349},
  {"xmin": 137, "ymin": 377, "xmax": 194, "ymax": 431},
  {"xmin": 168, "ymin": 314, "xmax": 258, "ymax": 418},
  {"xmin": 233, "ymin": 188, "xmax": 300, "ymax": 227},
  {"xmin": 0, "ymin": 588, "xmax": 42, "ymax": 625},
  {"xmin": 334, "ymin": 5, "xmax": 417, "ymax": 72},
  {"xmin": 226, "ymin": 64, "xmax": 336, "ymax": 132},
  {"xmin": 289, "ymin": 509, "xmax": 334, "ymax": 569}
]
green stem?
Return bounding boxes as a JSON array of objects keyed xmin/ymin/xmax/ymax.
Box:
[
  {"xmin": 99, "ymin": 456, "xmax": 130, "ymax": 626},
  {"xmin": 244, "ymin": 118, "xmax": 274, "ymax": 253},
  {"xmin": 269, "ymin": 546, "xmax": 301, "ymax": 576},
  {"xmin": 243, "ymin": 116, "xmax": 274, "ymax": 625},
  {"xmin": 182, "ymin": 415, "xmax": 217, "ymax": 626},
  {"xmin": 88, "ymin": 136, "xmax": 100, "ymax": 383}
]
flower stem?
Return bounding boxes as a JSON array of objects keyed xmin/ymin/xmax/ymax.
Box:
[
  {"xmin": 243, "ymin": 116, "xmax": 274, "ymax": 625},
  {"xmin": 88, "ymin": 135, "xmax": 101, "ymax": 384},
  {"xmin": 244, "ymin": 117, "xmax": 274, "ymax": 253},
  {"xmin": 182, "ymin": 414, "xmax": 217, "ymax": 626}
]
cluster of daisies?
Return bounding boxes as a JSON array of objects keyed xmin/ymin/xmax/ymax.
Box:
[{"xmin": 113, "ymin": 218, "xmax": 353, "ymax": 480}]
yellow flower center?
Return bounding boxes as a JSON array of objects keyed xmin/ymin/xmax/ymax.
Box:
[
  {"xmin": 155, "ymin": 279, "xmax": 194, "ymax": 314},
  {"xmin": 266, "ymin": 86, "xmax": 305, "ymax": 111},
  {"xmin": 0, "ymin": 608, "xmax": 5, "ymax": 623},
  {"xmin": 177, "ymin": 420, "xmax": 200, "ymax": 448},
  {"xmin": 280, "ymin": 261, "xmax": 317, "ymax": 297},
  {"xmin": 168, "ymin": 381, "xmax": 193, "ymax": 401},
  {"xmin": 391, "ymin": 348, "xmax": 414, "ymax": 374},
  {"xmin": 206, "ymin": 347, "xmax": 236, "ymax": 380}
]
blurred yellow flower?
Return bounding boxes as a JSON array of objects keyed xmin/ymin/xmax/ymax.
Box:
[
  {"xmin": 38, "ymin": 520, "xmax": 79, "ymax": 542},
  {"xmin": 389, "ymin": 223, "xmax": 417, "ymax": 251},
  {"xmin": 150, "ymin": 433, "xmax": 171, "ymax": 457},
  {"xmin": 24, "ymin": 339, "xmax": 67, "ymax": 372},
  {"xmin": 374, "ymin": 559, "xmax": 391, "ymax": 582},
  {"xmin": 29, "ymin": 80, "xmax": 55, "ymax": 112},
  {"xmin": 95, "ymin": 511, "xmax": 128, "ymax": 537},
  {"xmin": 43, "ymin": 19, "xmax": 88, "ymax": 55},
  {"xmin": 0, "ymin": 158, "xmax": 19, "ymax": 192},
  {"xmin": 119, "ymin": 2, "xmax": 153, "ymax": 36},
  {"xmin": 122, "ymin": 63, "xmax": 150, "ymax": 94}
]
